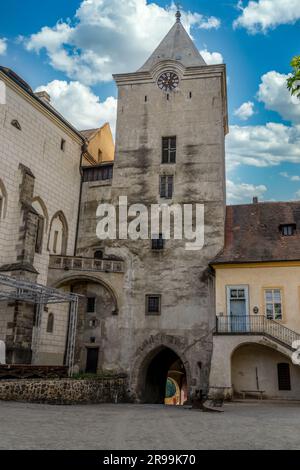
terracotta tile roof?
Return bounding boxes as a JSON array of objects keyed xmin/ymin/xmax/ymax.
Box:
[
  {"xmin": 80, "ymin": 123, "xmax": 109, "ymax": 141},
  {"xmin": 212, "ymin": 201, "xmax": 300, "ymax": 264}
]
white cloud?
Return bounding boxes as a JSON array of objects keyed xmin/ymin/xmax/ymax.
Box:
[
  {"xmin": 279, "ymin": 172, "xmax": 300, "ymax": 182},
  {"xmin": 200, "ymin": 49, "xmax": 223, "ymax": 65},
  {"xmin": 295, "ymin": 189, "xmax": 300, "ymax": 199},
  {"xmin": 226, "ymin": 179, "xmax": 267, "ymax": 204},
  {"xmin": 25, "ymin": 0, "xmax": 221, "ymax": 85},
  {"xmin": 0, "ymin": 38, "xmax": 7, "ymax": 55},
  {"xmin": 257, "ymin": 71, "xmax": 300, "ymax": 124},
  {"xmin": 234, "ymin": 0, "xmax": 300, "ymax": 33},
  {"xmin": 234, "ymin": 101, "xmax": 255, "ymax": 121},
  {"xmin": 226, "ymin": 123, "xmax": 300, "ymax": 170},
  {"xmin": 35, "ymin": 80, "xmax": 117, "ymax": 135}
]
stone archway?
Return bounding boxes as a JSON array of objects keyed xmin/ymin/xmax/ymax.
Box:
[{"xmin": 130, "ymin": 334, "xmax": 191, "ymax": 404}]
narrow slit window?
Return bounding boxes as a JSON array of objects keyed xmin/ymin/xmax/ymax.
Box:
[
  {"xmin": 61, "ymin": 139, "xmax": 66, "ymax": 151},
  {"xmin": 53, "ymin": 230, "xmax": 59, "ymax": 254},
  {"xmin": 35, "ymin": 215, "xmax": 44, "ymax": 254}
]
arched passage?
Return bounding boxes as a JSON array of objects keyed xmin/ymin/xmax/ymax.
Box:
[
  {"xmin": 51, "ymin": 274, "xmax": 119, "ymax": 372},
  {"xmin": 231, "ymin": 343, "xmax": 300, "ymax": 399},
  {"xmin": 137, "ymin": 346, "xmax": 188, "ymax": 405}
]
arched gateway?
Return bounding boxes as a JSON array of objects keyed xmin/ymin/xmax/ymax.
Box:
[{"xmin": 130, "ymin": 337, "xmax": 191, "ymax": 404}]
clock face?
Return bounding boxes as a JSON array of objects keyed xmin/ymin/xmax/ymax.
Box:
[{"xmin": 157, "ymin": 72, "xmax": 179, "ymax": 92}]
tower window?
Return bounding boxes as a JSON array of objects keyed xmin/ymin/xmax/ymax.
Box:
[
  {"xmin": 145, "ymin": 96, "xmax": 147, "ymax": 102},
  {"xmin": 94, "ymin": 250, "xmax": 103, "ymax": 260},
  {"xmin": 61, "ymin": 139, "xmax": 66, "ymax": 151},
  {"xmin": 162, "ymin": 136, "xmax": 176, "ymax": 163},
  {"xmin": 87, "ymin": 297, "xmax": 96, "ymax": 313},
  {"xmin": 189, "ymin": 92, "xmax": 192, "ymax": 99},
  {"xmin": 152, "ymin": 234, "xmax": 164, "ymax": 250},
  {"xmin": 146, "ymin": 295, "xmax": 161, "ymax": 315},
  {"xmin": 280, "ymin": 224, "xmax": 296, "ymax": 236},
  {"xmin": 160, "ymin": 175, "xmax": 174, "ymax": 198},
  {"xmin": 277, "ymin": 363, "xmax": 291, "ymax": 390}
]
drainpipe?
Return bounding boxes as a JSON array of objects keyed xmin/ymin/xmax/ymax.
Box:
[{"xmin": 74, "ymin": 141, "xmax": 87, "ymax": 256}]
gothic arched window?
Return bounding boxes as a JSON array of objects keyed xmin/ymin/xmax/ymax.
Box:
[{"xmin": 48, "ymin": 211, "xmax": 68, "ymax": 255}]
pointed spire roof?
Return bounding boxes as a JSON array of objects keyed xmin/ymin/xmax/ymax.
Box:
[{"xmin": 138, "ymin": 12, "xmax": 206, "ymax": 72}]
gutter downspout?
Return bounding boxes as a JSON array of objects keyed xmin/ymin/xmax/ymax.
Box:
[{"xmin": 74, "ymin": 141, "xmax": 88, "ymax": 256}]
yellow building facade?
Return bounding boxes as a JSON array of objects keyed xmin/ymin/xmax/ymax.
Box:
[
  {"xmin": 209, "ymin": 202, "xmax": 300, "ymax": 400},
  {"xmin": 81, "ymin": 123, "xmax": 115, "ymax": 165}
]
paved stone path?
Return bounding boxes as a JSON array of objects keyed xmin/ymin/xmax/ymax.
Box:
[{"xmin": 0, "ymin": 401, "xmax": 300, "ymax": 450}]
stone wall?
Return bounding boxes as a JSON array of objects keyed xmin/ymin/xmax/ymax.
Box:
[{"xmin": 0, "ymin": 376, "xmax": 128, "ymax": 404}]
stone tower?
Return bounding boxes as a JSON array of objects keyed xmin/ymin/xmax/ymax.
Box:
[{"xmin": 76, "ymin": 11, "xmax": 228, "ymax": 403}]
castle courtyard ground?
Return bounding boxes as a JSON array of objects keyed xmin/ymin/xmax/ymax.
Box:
[{"xmin": 0, "ymin": 401, "xmax": 300, "ymax": 450}]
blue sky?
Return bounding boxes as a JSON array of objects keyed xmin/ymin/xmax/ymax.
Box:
[{"xmin": 0, "ymin": 0, "xmax": 300, "ymax": 204}]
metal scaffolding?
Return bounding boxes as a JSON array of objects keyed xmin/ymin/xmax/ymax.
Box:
[{"xmin": 0, "ymin": 273, "xmax": 80, "ymax": 375}]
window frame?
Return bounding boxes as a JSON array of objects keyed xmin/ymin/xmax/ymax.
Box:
[
  {"xmin": 87, "ymin": 296, "xmax": 96, "ymax": 314},
  {"xmin": 280, "ymin": 224, "xmax": 296, "ymax": 237},
  {"xmin": 162, "ymin": 136, "xmax": 176, "ymax": 164},
  {"xmin": 160, "ymin": 175, "xmax": 174, "ymax": 199},
  {"xmin": 263, "ymin": 287, "xmax": 284, "ymax": 321},
  {"xmin": 145, "ymin": 294, "xmax": 161, "ymax": 315}
]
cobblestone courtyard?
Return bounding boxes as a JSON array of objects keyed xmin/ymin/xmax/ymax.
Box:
[{"xmin": 1, "ymin": 401, "xmax": 300, "ymax": 450}]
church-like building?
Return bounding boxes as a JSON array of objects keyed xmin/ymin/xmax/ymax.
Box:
[{"xmin": 1, "ymin": 11, "xmax": 300, "ymax": 403}]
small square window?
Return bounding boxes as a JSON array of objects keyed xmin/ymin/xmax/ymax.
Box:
[
  {"xmin": 146, "ymin": 295, "xmax": 161, "ymax": 315},
  {"xmin": 152, "ymin": 234, "xmax": 164, "ymax": 250},
  {"xmin": 87, "ymin": 297, "xmax": 96, "ymax": 313},
  {"xmin": 280, "ymin": 224, "xmax": 296, "ymax": 236}
]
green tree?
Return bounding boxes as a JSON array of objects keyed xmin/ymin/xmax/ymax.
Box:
[{"xmin": 287, "ymin": 56, "xmax": 300, "ymax": 99}]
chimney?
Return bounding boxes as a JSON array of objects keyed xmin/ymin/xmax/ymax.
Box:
[
  {"xmin": 253, "ymin": 196, "xmax": 258, "ymax": 204},
  {"xmin": 35, "ymin": 90, "xmax": 51, "ymax": 105}
]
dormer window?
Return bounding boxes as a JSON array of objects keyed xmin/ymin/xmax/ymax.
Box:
[{"xmin": 280, "ymin": 224, "xmax": 296, "ymax": 237}]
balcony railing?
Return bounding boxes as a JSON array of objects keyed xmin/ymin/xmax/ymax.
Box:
[
  {"xmin": 215, "ymin": 315, "xmax": 300, "ymax": 351},
  {"xmin": 49, "ymin": 255, "xmax": 124, "ymax": 273}
]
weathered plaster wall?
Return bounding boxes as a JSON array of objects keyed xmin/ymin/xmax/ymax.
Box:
[{"xmin": 76, "ymin": 65, "xmax": 227, "ymax": 400}]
